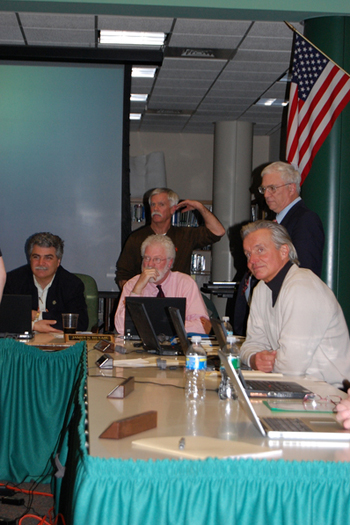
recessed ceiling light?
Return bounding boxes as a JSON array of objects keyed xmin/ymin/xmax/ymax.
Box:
[
  {"xmin": 132, "ymin": 67, "xmax": 157, "ymax": 79},
  {"xmin": 130, "ymin": 113, "xmax": 142, "ymax": 120},
  {"xmin": 99, "ymin": 30, "xmax": 166, "ymax": 47},
  {"xmin": 130, "ymin": 94, "xmax": 148, "ymax": 102}
]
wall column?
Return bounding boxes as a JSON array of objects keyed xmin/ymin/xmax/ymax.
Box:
[
  {"xmin": 301, "ymin": 16, "xmax": 350, "ymax": 326},
  {"xmin": 211, "ymin": 121, "xmax": 253, "ymax": 316}
]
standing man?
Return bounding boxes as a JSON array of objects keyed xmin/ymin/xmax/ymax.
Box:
[
  {"xmin": 115, "ymin": 235, "xmax": 209, "ymax": 335},
  {"xmin": 259, "ymin": 161, "xmax": 324, "ymax": 276},
  {"xmin": 232, "ymin": 161, "xmax": 325, "ymax": 335},
  {"xmin": 4, "ymin": 232, "xmax": 88, "ymax": 332},
  {"xmin": 115, "ymin": 188, "xmax": 225, "ymax": 289},
  {"xmin": 239, "ymin": 221, "xmax": 350, "ymax": 388}
]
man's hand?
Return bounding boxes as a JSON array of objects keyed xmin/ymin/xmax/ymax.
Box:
[
  {"xmin": 132, "ymin": 268, "xmax": 159, "ymax": 295},
  {"xmin": 33, "ymin": 319, "xmax": 63, "ymax": 333},
  {"xmin": 200, "ymin": 316, "xmax": 211, "ymax": 335},
  {"xmin": 175, "ymin": 199, "xmax": 202, "ymax": 213},
  {"xmin": 175, "ymin": 200, "xmax": 225, "ymax": 237},
  {"xmin": 336, "ymin": 390, "xmax": 350, "ymax": 429},
  {"xmin": 250, "ymin": 350, "xmax": 277, "ymax": 373}
]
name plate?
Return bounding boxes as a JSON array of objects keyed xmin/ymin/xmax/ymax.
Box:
[{"xmin": 64, "ymin": 333, "xmax": 114, "ymax": 343}]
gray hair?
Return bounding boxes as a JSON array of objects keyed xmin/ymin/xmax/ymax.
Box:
[
  {"xmin": 261, "ymin": 161, "xmax": 301, "ymax": 194},
  {"xmin": 26, "ymin": 232, "xmax": 64, "ymax": 260},
  {"xmin": 241, "ymin": 220, "xmax": 299, "ymax": 265},
  {"xmin": 148, "ymin": 188, "xmax": 179, "ymax": 208},
  {"xmin": 141, "ymin": 234, "xmax": 176, "ymax": 266}
]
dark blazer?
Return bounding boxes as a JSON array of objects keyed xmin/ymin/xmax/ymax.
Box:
[
  {"xmin": 4, "ymin": 264, "xmax": 88, "ymax": 331},
  {"xmin": 280, "ymin": 199, "xmax": 325, "ymax": 277}
]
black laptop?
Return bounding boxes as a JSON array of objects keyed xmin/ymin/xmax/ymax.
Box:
[
  {"xmin": 125, "ymin": 297, "xmax": 186, "ymax": 339},
  {"xmin": 126, "ymin": 301, "xmax": 183, "ymax": 356},
  {"xmin": 0, "ymin": 294, "xmax": 33, "ymax": 339}
]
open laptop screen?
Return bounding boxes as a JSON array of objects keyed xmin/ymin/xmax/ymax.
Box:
[
  {"xmin": 125, "ymin": 297, "xmax": 186, "ymax": 338},
  {"xmin": 0, "ymin": 294, "xmax": 33, "ymax": 338}
]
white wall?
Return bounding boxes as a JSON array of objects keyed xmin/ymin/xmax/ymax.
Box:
[
  {"xmin": 130, "ymin": 131, "xmax": 273, "ymax": 202},
  {"xmin": 130, "ymin": 132, "xmax": 214, "ymax": 201}
]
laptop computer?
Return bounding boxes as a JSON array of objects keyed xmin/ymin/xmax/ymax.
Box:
[
  {"xmin": 168, "ymin": 306, "xmax": 222, "ymax": 370},
  {"xmin": 218, "ymin": 349, "xmax": 350, "ymax": 441},
  {"xmin": 126, "ymin": 301, "xmax": 183, "ymax": 356},
  {"xmin": 0, "ymin": 294, "xmax": 33, "ymax": 339},
  {"xmin": 125, "ymin": 297, "xmax": 186, "ymax": 339},
  {"xmin": 210, "ymin": 317, "xmax": 245, "ymax": 349}
]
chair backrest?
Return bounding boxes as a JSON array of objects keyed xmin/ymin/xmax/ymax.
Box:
[
  {"xmin": 75, "ymin": 273, "xmax": 99, "ymax": 331},
  {"xmin": 201, "ymin": 293, "xmax": 219, "ymax": 319}
]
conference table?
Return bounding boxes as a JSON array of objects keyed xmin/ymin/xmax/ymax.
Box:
[{"xmin": 27, "ymin": 333, "xmax": 350, "ymax": 525}]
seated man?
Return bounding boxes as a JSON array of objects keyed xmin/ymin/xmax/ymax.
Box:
[
  {"xmin": 239, "ymin": 220, "xmax": 350, "ymax": 388},
  {"xmin": 115, "ymin": 234, "xmax": 209, "ymax": 335},
  {"xmin": 0, "ymin": 248, "xmax": 5, "ymax": 303},
  {"xmin": 4, "ymin": 232, "xmax": 88, "ymax": 333}
]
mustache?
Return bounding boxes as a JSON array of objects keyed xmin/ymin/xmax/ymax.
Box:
[
  {"xmin": 34, "ymin": 266, "xmax": 47, "ymax": 271},
  {"xmin": 151, "ymin": 211, "xmax": 162, "ymax": 218}
]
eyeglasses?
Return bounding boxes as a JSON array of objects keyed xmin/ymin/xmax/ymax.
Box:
[
  {"xmin": 303, "ymin": 393, "xmax": 342, "ymax": 413},
  {"xmin": 258, "ymin": 183, "xmax": 292, "ymax": 195},
  {"xmin": 142, "ymin": 256, "xmax": 168, "ymax": 265}
]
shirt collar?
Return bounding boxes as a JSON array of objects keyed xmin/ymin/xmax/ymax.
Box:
[
  {"xmin": 276, "ymin": 196, "xmax": 301, "ymax": 223},
  {"xmin": 265, "ymin": 261, "xmax": 293, "ymax": 306}
]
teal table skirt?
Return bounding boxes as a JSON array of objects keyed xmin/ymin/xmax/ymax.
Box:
[
  {"xmin": 65, "ymin": 372, "xmax": 350, "ymax": 525},
  {"xmin": 0, "ymin": 339, "xmax": 86, "ymax": 483}
]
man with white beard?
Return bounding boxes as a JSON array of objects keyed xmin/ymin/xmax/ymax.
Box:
[{"xmin": 114, "ymin": 234, "xmax": 209, "ymax": 335}]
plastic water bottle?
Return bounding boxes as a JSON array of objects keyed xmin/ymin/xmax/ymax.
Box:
[
  {"xmin": 218, "ymin": 336, "xmax": 240, "ymax": 400},
  {"xmin": 222, "ymin": 316, "xmax": 233, "ymax": 337},
  {"xmin": 185, "ymin": 336, "xmax": 207, "ymax": 402}
]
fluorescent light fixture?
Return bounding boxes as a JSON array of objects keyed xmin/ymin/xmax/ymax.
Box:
[
  {"xmin": 99, "ymin": 30, "xmax": 166, "ymax": 47},
  {"xmin": 255, "ymin": 98, "xmax": 288, "ymax": 107},
  {"xmin": 130, "ymin": 113, "xmax": 142, "ymax": 120},
  {"xmin": 130, "ymin": 94, "xmax": 148, "ymax": 102},
  {"xmin": 132, "ymin": 67, "xmax": 157, "ymax": 78}
]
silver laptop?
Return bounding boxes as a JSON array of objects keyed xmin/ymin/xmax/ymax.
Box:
[{"xmin": 218, "ymin": 349, "xmax": 350, "ymax": 441}]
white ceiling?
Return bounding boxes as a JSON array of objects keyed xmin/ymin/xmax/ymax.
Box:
[{"xmin": 0, "ymin": 12, "xmax": 303, "ymax": 135}]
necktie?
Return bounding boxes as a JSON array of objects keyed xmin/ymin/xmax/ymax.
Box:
[{"xmin": 156, "ymin": 285, "xmax": 165, "ymax": 298}]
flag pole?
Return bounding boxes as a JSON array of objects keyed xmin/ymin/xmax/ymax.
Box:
[{"xmin": 284, "ymin": 20, "xmax": 350, "ymax": 79}]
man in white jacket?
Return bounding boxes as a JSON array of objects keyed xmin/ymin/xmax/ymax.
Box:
[{"xmin": 240, "ymin": 220, "xmax": 350, "ymax": 388}]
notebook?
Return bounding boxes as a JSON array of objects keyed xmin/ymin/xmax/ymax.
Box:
[
  {"xmin": 218, "ymin": 349, "xmax": 350, "ymax": 441},
  {"xmin": 126, "ymin": 301, "xmax": 183, "ymax": 356},
  {"xmin": 125, "ymin": 297, "xmax": 186, "ymax": 339},
  {"xmin": 0, "ymin": 294, "xmax": 33, "ymax": 339}
]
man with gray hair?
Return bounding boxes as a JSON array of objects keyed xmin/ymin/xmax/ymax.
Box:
[
  {"xmin": 232, "ymin": 161, "xmax": 325, "ymax": 336},
  {"xmin": 115, "ymin": 187, "xmax": 225, "ymax": 289},
  {"xmin": 259, "ymin": 161, "xmax": 324, "ymax": 276},
  {"xmin": 4, "ymin": 232, "xmax": 88, "ymax": 332},
  {"xmin": 115, "ymin": 234, "xmax": 209, "ymax": 335},
  {"xmin": 239, "ymin": 221, "xmax": 350, "ymax": 388}
]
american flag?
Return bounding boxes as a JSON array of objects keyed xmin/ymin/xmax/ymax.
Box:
[{"xmin": 286, "ymin": 31, "xmax": 350, "ymax": 184}]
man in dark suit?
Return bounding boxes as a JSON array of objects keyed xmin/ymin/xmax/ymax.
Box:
[
  {"xmin": 232, "ymin": 161, "xmax": 324, "ymax": 335},
  {"xmin": 260, "ymin": 161, "xmax": 324, "ymax": 277},
  {"xmin": 4, "ymin": 232, "xmax": 88, "ymax": 332}
]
